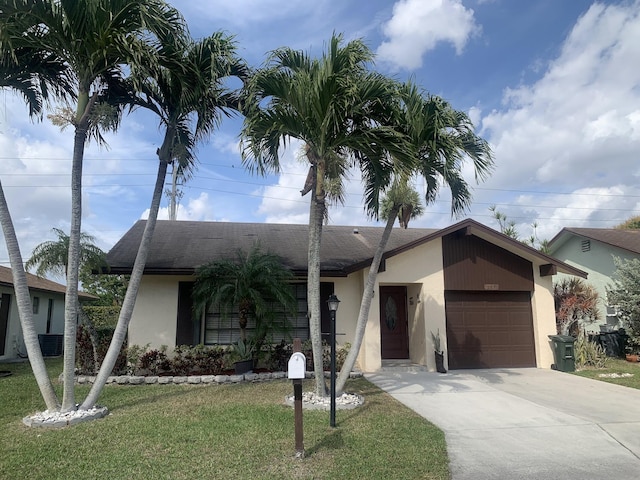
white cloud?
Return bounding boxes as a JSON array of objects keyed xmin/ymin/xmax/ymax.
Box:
[
  {"xmin": 377, "ymin": 0, "xmax": 480, "ymax": 70},
  {"xmin": 477, "ymin": 2, "xmax": 640, "ymax": 229}
]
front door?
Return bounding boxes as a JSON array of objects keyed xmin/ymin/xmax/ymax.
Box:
[{"xmin": 380, "ymin": 286, "xmax": 409, "ymax": 359}]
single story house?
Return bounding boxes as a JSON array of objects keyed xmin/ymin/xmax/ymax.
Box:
[
  {"xmin": 0, "ymin": 266, "xmax": 94, "ymax": 360},
  {"xmin": 106, "ymin": 218, "xmax": 586, "ymax": 372},
  {"xmin": 547, "ymin": 227, "xmax": 640, "ymax": 330}
]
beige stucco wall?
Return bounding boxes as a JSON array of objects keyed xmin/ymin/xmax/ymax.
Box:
[
  {"xmin": 531, "ymin": 269, "xmax": 557, "ymax": 369},
  {"xmin": 128, "ymin": 275, "xmax": 193, "ymax": 350},
  {"xmin": 356, "ymin": 237, "xmax": 446, "ymax": 373}
]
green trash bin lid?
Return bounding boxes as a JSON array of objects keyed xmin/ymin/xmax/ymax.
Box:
[{"xmin": 548, "ymin": 335, "xmax": 576, "ymax": 343}]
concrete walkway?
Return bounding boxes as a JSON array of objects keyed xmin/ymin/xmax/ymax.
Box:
[{"xmin": 366, "ymin": 368, "xmax": 640, "ymax": 479}]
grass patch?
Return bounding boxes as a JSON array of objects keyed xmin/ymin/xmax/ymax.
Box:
[
  {"xmin": 0, "ymin": 359, "xmax": 449, "ymax": 479},
  {"xmin": 573, "ymin": 357, "xmax": 640, "ymax": 390}
]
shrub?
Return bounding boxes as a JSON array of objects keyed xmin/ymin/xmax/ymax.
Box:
[
  {"xmin": 574, "ymin": 334, "xmax": 608, "ymax": 369},
  {"xmin": 76, "ymin": 324, "xmax": 127, "ymax": 375}
]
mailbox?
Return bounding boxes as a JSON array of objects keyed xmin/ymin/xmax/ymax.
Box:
[{"xmin": 288, "ymin": 352, "xmax": 306, "ymax": 379}]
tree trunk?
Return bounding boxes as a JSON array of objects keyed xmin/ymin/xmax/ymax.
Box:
[
  {"xmin": 0, "ymin": 182, "xmax": 60, "ymax": 411},
  {"xmin": 61, "ymin": 123, "xmax": 88, "ymax": 412},
  {"xmin": 308, "ymin": 193, "xmax": 327, "ymax": 396},
  {"xmin": 81, "ymin": 155, "xmax": 169, "ymax": 409},
  {"xmin": 335, "ymin": 208, "xmax": 398, "ymax": 395}
]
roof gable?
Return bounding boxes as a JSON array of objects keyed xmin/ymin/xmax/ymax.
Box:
[{"xmin": 548, "ymin": 228, "xmax": 640, "ymax": 256}]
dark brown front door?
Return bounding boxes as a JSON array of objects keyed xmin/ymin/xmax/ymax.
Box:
[
  {"xmin": 445, "ymin": 291, "xmax": 536, "ymax": 369},
  {"xmin": 380, "ymin": 286, "xmax": 409, "ymax": 359}
]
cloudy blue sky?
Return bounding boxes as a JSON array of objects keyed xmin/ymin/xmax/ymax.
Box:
[{"xmin": 1, "ymin": 0, "xmax": 639, "ymax": 268}]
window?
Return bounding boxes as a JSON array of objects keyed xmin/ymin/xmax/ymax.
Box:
[
  {"xmin": 32, "ymin": 297, "xmax": 40, "ymax": 314},
  {"xmin": 203, "ymin": 283, "xmax": 310, "ymax": 345},
  {"xmin": 46, "ymin": 299, "xmax": 54, "ymax": 334}
]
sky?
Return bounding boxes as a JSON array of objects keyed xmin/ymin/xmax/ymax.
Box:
[{"xmin": 1, "ymin": 0, "xmax": 640, "ymax": 270}]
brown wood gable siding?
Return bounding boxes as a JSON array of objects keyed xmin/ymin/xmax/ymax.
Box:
[{"xmin": 442, "ymin": 233, "xmax": 534, "ymax": 291}]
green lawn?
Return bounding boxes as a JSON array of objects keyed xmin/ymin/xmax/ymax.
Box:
[
  {"xmin": 574, "ymin": 357, "xmax": 640, "ymax": 390},
  {"xmin": 0, "ymin": 359, "xmax": 449, "ymax": 480}
]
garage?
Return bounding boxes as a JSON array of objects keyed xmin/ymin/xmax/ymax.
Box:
[{"xmin": 445, "ymin": 291, "xmax": 536, "ymax": 369}]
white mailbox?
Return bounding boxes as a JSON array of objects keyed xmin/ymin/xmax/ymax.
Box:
[{"xmin": 287, "ymin": 352, "xmax": 306, "ymax": 379}]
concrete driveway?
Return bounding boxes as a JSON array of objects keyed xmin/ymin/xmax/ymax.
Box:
[{"xmin": 366, "ymin": 368, "xmax": 640, "ymax": 479}]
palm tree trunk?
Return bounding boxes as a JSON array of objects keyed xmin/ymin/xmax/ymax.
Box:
[
  {"xmin": 335, "ymin": 207, "xmax": 398, "ymax": 395},
  {"xmin": 0, "ymin": 181, "xmax": 60, "ymax": 411},
  {"xmin": 308, "ymin": 195, "xmax": 327, "ymax": 396},
  {"xmin": 81, "ymin": 156, "xmax": 169, "ymax": 410},
  {"xmin": 61, "ymin": 124, "xmax": 87, "ymax": 412}
]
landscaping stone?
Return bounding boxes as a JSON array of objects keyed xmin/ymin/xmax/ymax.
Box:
[
  {"xmin": 158, "ymin": 376, "xmax": 173, "ymax": 384},
  {"xmin": 115, "ymin": 376, "xmax": 129, "ymax": 384},
  {"xmin": 214, "ymin": 375, "xmax": 229, "ymax": 383},
  {"xmin": 284, "ymin": 392, "xmax": 365, "ymax": 410},
  {"xmin": 145, "ymin": 376, "xmax": 159, "ymax": 384},
  {"xmin": 201, "ymin": 375, "xmax": 215, "ymax": 383},
  {"xmin": 129, "ymin": 376, "xmax": 145, "ymax": 385},
  {"xmin": 244, "ymin": 373, "xmax": 259, "ymax": 382},
  {"xmin": 229, "ymin": 375, "xmax": 244, "ymax": 383},
  {"xmin": 23, "ymin": 406, "xmax": 109, "ymax": 428},
  {"xmin": 173, "ymin": 376, "xmax": 187, "ymax": 384},
  {"xmin": 187, "ymin": 376, "xmax": 202, "ymax": 384},
  {"xmin": 77, "ymin": 376, "xmax": 88, "ymax": 384}
]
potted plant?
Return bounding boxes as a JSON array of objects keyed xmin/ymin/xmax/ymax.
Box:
[
  {"xmin": 232, "ymin": 338, "xmax": 256, "ymax": 374},
  {"xmin": 624, "ymin": 335, "xmax": 640, "ymax": 363},
  {"xmin": 431, "ymin": 329, "xmax": 447, "ymax": 373}
]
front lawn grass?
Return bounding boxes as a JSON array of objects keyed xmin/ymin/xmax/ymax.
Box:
[
  {"xmin": 0, "ymin": 359, "xmax": 449, "ymax": 480},
  {"xmin": 574, "ymin": 357, "xmax": 640, "ymax": 390}
]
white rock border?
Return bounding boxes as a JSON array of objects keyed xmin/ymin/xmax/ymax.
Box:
[
  {"xmin": 23, "ymin": 406, "xmax": 109, "ymax": 428},
  {"xmin": 284, "ymin": 391, "xmax": 365, "ymax": 410}
]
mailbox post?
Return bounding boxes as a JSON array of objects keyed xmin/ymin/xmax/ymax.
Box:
[
  {"xmin": 327, "ymin": 294, "xmax": 340, "ymax": 428},
  {"xmin": 288, "ymin": 338, "xmax": 306, "ymax": 458}
]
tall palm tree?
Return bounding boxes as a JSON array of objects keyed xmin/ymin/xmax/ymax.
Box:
[
  {"xmin": 241, "ymin": 33, "xmax": 410, "ymax": 395},
  {"xmin": 0, "ymin": 23, "xmax": 77, "ymax": 411},
  {"xmin": 25, "ymin": 228, "xmax": 106, "ymax": 374},
  {"xmin": 335, "ymin": 83, "xmax": 494, "ymax": 394},
  {"xmin": 192, "ymin": 245, "xmax": 297, "ymax": 353},
  {"xmin": 81, "ymin": 31, "xmax": 247, "ymax": 410},
  {"xmin": 1, "ymin": 0, "xmax": 187, "ymax": 412}
]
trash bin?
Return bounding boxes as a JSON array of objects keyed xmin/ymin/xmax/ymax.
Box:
[{"xmin": 548, "ymin": 335, "xmax": 576, "ymax": 372}]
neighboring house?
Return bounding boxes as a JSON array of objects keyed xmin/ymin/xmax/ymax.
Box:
[
  {"xmin": 106, "ymin": 218, "xmax": 586, "ymax": 372},
  {"xmin": 548, "ymin": 228, "xmax": 640, "ymax": 331},
  {"xmin": 0, "ymin": 266, "xmax": 95, "ymax": 361}
]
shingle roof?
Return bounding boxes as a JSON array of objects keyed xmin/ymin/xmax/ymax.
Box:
[
  {"xmin": 106, "ymin": 219, "xmax": 587, "ymax": 278},
  {"xmin": 0, "ymin": 265, "xmax": 95, "ymax": 299},
  {"xmin": 106, "ymin": 220, "xmax": 437, "ymax": 276},
  {"xmin": 548, "ymin": 228, "xmax": 640, "ymax": 256}
]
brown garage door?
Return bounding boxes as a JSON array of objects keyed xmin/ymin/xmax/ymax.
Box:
[{"xmin": 445, "ymin": 291, "xmax": 536, "ymax": 369}]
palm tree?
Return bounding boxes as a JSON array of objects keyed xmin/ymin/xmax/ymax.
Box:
[
  {"xmin": 1, "ymin": 0, "xmax": 187, "ymax": 412},
  {"xmin": 335, "ymin": 83, "xmax": 494, "ymax": 394},
  {"xmin": 192, "ymin": 245, "xmax": 297, "ymax": 356},
  {"xmin": 81, "ymin": 31, "xmax": 247, "ymax": 410},
  {"xmin": 0, "ymin": 23, "xmax": 77, "ymax": 411},
  {"xmin": 241, "ymin": 33, "xmax": 410, "ymax": 395},
  {"xmin": 25, "ymin": 228, "xmax": 107, "ymax": 374}
]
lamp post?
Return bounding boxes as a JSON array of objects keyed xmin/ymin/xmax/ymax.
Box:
[{"xmin": 327, "ymin": 293, "xmax": 340, "ymax": 428}]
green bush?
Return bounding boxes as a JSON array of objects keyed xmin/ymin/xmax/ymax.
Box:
[
  {"xmin": 81, "ymin": 305, "xmax": 121, "ymax": 328},
  {"xmin": 76, "ymin": 324, "xmax": 127, "ymax": 375},
  {"xmin": 574, "ymin": 334, "xmax": 608, "ymax": 369}
]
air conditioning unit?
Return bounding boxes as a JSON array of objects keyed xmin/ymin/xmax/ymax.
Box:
[{"xmin": 38, "ymin": 334, "xmax": 63, "ymax": 357}]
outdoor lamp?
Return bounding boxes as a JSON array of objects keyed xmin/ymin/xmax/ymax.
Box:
[{"xmin": 327, "ymin": 294, "xmax": 340, "ymax": 313}]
